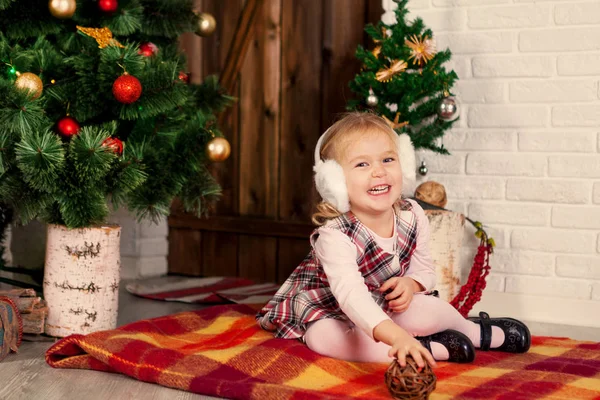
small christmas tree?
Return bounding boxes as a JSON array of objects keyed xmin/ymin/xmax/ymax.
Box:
[
  {"xmin": 0, "ymin": 0, "xmax": 233, "ymax": 229},
  {"xmin": 348, "ymin": 0, "xmax": 458, "ymax": 154}
]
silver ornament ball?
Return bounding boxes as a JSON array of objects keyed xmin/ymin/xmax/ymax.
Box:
[
  {"xmin": 366, "ymin": 93, "xmax": 379, "ymax": 107},
  {"xmin": 418, "ymin": 161, "xmax": 428, "ymax": 176},
  {"xmin": 437, "ymin": 96, "xmax": 458, "ymax": 120}
]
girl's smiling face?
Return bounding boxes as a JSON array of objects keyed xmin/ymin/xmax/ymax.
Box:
[{"xmin": 340, "ymin": 129, "xmax": 402, "ymax": 218}]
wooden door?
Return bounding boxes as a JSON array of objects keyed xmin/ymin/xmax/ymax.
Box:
[{"xmin": 171, "ymin": 0, "xmax": 383, "ymax": 283}]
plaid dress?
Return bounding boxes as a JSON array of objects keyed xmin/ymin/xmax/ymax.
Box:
[{"xmin": 256, "ymin": 200, "xmax": 418, "ymax": 340}]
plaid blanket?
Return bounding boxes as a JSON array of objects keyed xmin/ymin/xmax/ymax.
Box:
[
  {"xmin": 126, "ymin": 276, "xmax": 280, "ymax": 305},
  {"xmin": 46, "ymin": 304, "xmax": 600, "ymax": 399}
]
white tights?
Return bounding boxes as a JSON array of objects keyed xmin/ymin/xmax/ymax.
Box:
[{"xmin": 303, "ymin": 294, "xmax": 504, "ymax": 362}]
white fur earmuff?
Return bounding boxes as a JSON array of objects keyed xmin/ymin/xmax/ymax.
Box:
[
  {"xmin": 397, "ymin": 133, "xmax": 416, "ymax": 197},
  {"xmin": 313, "ymin": 127, "xmax": 417, "ymax": 213}
]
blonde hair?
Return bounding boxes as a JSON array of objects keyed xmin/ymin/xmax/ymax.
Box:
[{"xmin": 311, "ymin": 111, "xmax": 398, "ymax": 226}]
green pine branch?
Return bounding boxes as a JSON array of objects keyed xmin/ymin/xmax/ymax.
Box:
[
  {"xmin": 348, "ymin": 0, "xmax": 459, "ymax": 154},
  {"xmin": 0, "ymin": 0, "xmax": 233, "ymax": 229},
  {"xmin": 15, "ymin": 129, "xmax": 65, "ymax": 192}
]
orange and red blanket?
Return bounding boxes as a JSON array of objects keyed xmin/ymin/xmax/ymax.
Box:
[{"xmin": 46, "ymin": 304, "xmax": 600, "ymax": 399}]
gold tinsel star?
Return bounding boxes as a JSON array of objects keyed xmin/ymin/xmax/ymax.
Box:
[
  {"xmin": 376, "ymin": 59, "xmax": 407, "ymax": 82},
  {"xmin": 383, "ymin": 112, "xmax": 408, "ymax": 130},
  {"xmin": 76, "ymin": 26, "xmax": 125, "ymax": 49},
  {"xmin": 371, "ymin": 45, "xmax": 382, "ymax": 58},
  {"xmin": 405, "ymin": 34, "xmax": 436, "ymax": 66}
]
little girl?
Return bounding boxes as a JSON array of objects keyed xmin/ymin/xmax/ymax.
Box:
[{"xmin": 256, "ymin": 112, "xmax": 530, "ymax": 368}]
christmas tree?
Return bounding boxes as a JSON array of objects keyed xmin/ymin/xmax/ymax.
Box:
[
  {"xmin": 348, "ymin": 0, "xmax": 458, "ymax": 154},
  {"xmin": 0, "ymin": 0, "xmax": 233, "ymax": 229}
]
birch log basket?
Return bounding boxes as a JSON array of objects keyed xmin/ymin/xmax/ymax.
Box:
[
  {"xmin": 43, "ymin": 224, "xmax": 121, "ymax": 337},
  {"xmin": 414, "ymin": 180, "xmax": 495, "ymax": 318},
  {"xmin": 424, "ymin": 210, "xmax": 464, "ymax": 302}
]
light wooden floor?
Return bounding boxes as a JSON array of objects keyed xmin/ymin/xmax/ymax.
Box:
[{"xmin": 0, "ymin": 280, "xmax": 219, "ymax": 400}]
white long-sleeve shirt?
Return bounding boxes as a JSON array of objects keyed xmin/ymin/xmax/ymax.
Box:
[{"xmin": 313, "ymin": 199, "xmax": 435, "ymax": 339}]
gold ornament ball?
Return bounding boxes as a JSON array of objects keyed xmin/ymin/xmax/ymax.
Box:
[
  {"xmin": 15, "ymin": 72, "xmax": 43, "ymax": 99},
  {"xmin": 49, "ymin": 0, "xmax": 76, "ymax": 19},
  {"xmin": 206, "ymin": 137, "xmax": 231, "ymax": 162},
  {"xmin": 196, "ymin": 12, "xmax": 217, "ymax": 37}
]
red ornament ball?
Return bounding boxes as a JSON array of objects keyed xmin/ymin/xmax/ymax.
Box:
[
  {"xmin": 138, "ymin": 42, "xmax": 158, "ymax": 57},
  {"xmin": 178, "ymin": 71, "xmax": 189, "ymax": 83},
  {"xmin": 102, "ymin": 137, "xmax": 123, "ymax": 155},
  {"xmin": 57, "ymin": 116, "xmax": 80, "ymax": 137},
  {"xmin": 98, "ymin": 0, "xmax": 118, "ymax": 13},
  {"xmin": 112, "ymin": 73, "xmax": 142, "ymax": 104}
]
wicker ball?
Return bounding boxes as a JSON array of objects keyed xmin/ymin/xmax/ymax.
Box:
[
  {"xmin": 414, "ymin": 181, "xmax": 447, "ymax": 208},
  {"xmin": 384, "ymin": 357, "xmax": 437, "ymax": 400}
]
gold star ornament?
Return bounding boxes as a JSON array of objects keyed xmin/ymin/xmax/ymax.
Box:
[
  {"xmin": 76, "ymin": 26, "xmax": 124, "ymax": 49},
  {"xmin": 383, "ymin": 112, "xmax": 408, "ymax": 130},
  {"xmin": 376, "ymin": 59, "xmax": 407, "ymax": 82},
  {"xmin": 405, "ymin": 35, "xmax": 436, "ymax": 66}
]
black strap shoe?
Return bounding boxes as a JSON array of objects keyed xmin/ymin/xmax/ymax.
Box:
[
  {"xmin": 417, "ymin": 329, "xmax": 475, "ymax": 363},
  {"xmin": 468, "ymin": 311, "xmax": 531, "ymax": 353}
]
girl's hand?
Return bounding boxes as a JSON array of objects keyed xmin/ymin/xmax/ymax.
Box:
[
  {"xmin": 388, "ymin": 329, "xmax": 437, "ymax": 369},
  {"xmin": 379, "ymin": 277, "xmax": 421, "ymax": 313}
]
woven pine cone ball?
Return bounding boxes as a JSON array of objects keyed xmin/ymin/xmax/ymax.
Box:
[
  {"xmin": 414, "ymin": 181, "xmax": 447, "ymax": 209},
  {"xmin": 385, "ymin": 357, "xmax": 437, "ymax": 400}
]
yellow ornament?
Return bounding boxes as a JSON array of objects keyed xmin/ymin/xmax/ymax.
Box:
[
  {"xmin": 196, "ymin": 12, "xmax": 217, "ymax": 37},
  {"xmin": 206, "ymin": 137, "xmax": 231, "ymax": 162},
  {"xmin": 76, "ymin": 26, "xmax": 125, "ymax": 49},
  {"xmin": 405, "ymin": 34, "xmax": 436, "ymax": 66},
  {"xmin": 15, "ymin": 72, "xmax": 44, "ymax": 99},
  {"xmin": 49, "ymin": 0, "xmax": 76, "ymax": 19},
  {"xmin": 376, "ymin": 59, "xmax": 407, "ymax": 82}
]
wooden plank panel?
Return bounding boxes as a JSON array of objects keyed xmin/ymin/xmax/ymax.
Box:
[
  {"xmin": 169, "ymin": 215, "xmax": 313, "ymax": 238},
  {"xmin": 321, "ymin": 0, "xmax": 367, "ymax": 129},
  {"xmin": 276, "ymin": 238, "xmax": 310, "ymax": 283},
  {"xmin": 237, "ymin": 0, "xmax": 282, "ymax": 281},
  {"xmin": 238, "ymin": 235, "xmax": 276, "ymax": 282},
  {"xmin": 365, "ymin": 0, "xmax": 384, "ymax": 44},
  {"xmin": 200, "ymin": 0, "xmax": 243, "ymax": 77},
  {"xmin": 199, "ymin": 1, "xmax": 243, "ymax": 277},
  {"xmin": 279, "ymin": 0, "xmax": 324, "ymax": 222},
  {"xmin": 201, "ymin": 0, "xmax": 243, "ymax": 215},
  {"xmin": 200, "ymin": 232, "xmax": 239, "ymax": 277},
  {"xmin": 179, "ymin": 0, "xmax": 205, "ymax": 84},
  {"xmin": 239, "ymin": 0, "xmax": 281, "ymax": 217},
  {"xmin": 219, "ymin": 0, "xmax": 266, "ymax": 96},
  {"xmin": 170, "ymin": 2, "xmax": 384, "ymax": 280},
  {"xmin": 167, "ymin": 228, "xmax": 203, "ymax": 276}
]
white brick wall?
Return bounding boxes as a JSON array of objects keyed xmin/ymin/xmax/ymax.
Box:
[
  {"xmin": 388, "ymin": 0, "xmax": 600, "ymax": 328},
  {"xmin": 108, "ymin": 208, "xmax": 169, "ymax": 279},
  {"xmin": 505, "ymin": 276, "xmax": 592, "ymax": 300},
  {"xmin": 519, "ymin": 132, "xmax": 596, "ymax": 152},
  {"xmin": 472, "ymin": 55, "xmax": 554, "ymax": 77}
]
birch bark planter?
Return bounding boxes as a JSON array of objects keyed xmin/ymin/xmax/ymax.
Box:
[
  {"xmin": 424, "ymin": 210, "xmax": 465, "ymax": 302},
  {"xmin": 43, "ymin": 224, "xmax": 121, "ymax": 337}
]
